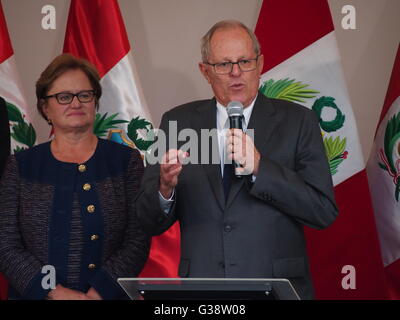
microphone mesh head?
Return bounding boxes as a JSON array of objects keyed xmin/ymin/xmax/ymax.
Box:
[{"xmin": 227, "ymin": 101, "xmax": 244, "ymax": 117}]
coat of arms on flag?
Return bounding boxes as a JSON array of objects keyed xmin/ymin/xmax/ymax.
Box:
[
  {"xmin": 377, "ymin": 105, "xmax": 400, "ymax": 201},
  {"xmin": 260, "ymin": 78, "xmax": 348, "ymax": 175},
  {"xmin": 367, "ymin": 43, "xmax": 400, "ymax": 298},
  {"xmin": 0, "ymin": 3, "xmax": 36, "ymax": 154},
  {"xmin": 4, "ymin": 101, "xmax": 36, "ymax": 153}
]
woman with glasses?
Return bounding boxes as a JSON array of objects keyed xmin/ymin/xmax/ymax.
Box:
[{"xmin": 0, "ymin": 54, "xmax": 150, "ymax": 300}]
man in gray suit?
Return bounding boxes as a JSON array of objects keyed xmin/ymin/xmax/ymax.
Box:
[{"xmin": 136, "ymin": 20, "xmax": 338, "ymax": 299}]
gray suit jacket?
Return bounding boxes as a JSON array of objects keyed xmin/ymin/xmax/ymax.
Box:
[{"xmin": 136, "ymin": 93, "xmax": 338, "ymax": 299}]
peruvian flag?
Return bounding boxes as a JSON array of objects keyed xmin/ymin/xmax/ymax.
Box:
[
  {"xmin": 0, "ymin": 2, "xmax": 35, "ymax": 154},
  {"xmin": 63, "ymin": 0, "xmax": 180, "ymax": 278},
  {"xmin": 0, "ymin": 1, "xmax": 36, "ymax": 300},
  {"xmin": 255, "ymin": 0, "xmax": 387, "ymax": 299},
  {"xmin": 367, "ymin": 44, "xmax": 400, "ymax": 299}
]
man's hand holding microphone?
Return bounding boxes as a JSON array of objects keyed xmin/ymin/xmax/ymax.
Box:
[{"xmin": 158, "ymin": 101, "xmax": 261, "ymax": 197}]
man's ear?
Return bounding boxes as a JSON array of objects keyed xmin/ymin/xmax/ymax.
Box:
[{"xmin": 198, "ymin": 62, "xmax": 212, "ymax": 84}]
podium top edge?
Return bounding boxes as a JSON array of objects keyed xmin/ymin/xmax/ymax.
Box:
[{"xmin": 118, "ymin": 278, "xmax": 291, "ymax": 282}]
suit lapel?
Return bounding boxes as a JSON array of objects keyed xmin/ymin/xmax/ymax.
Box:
[
  {"xmin": 247, "ymin": 93, "xmax": 278, "ymax": 158},
  {"xmin": 225, "ymin": 93, "xmax": 278, "ymax": 209},
  {"xmin": 192, "ymin": 99, "xmax": 225, "ymax": 211},
  {"xmin": 192, "ymin": 94, "xmax": 279, "ymax": 211}
]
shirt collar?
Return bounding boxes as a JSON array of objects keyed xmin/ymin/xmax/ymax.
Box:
[{"xmin": 216, "ymin": 94, "xmax": 257, "ymax": 130}]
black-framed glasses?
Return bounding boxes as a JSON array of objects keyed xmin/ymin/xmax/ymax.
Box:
[
  {"xmin": 44, "ymin": 90, "xmax": 96, "ymax": 105},
  {"xmin": 205, "ymin": 56, "xmax": 259, "ymax": 75}
]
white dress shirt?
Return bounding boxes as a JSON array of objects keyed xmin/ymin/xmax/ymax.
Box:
[
  {"xmin": 159, "ymin": 95, "xmax": 258, "ymax": 211},
  {"xmin": 216, "ymin": 97, "xmax": 256, "ymax": 176}
]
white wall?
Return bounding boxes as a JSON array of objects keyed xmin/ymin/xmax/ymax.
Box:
[{"xmin": 2, "ymin": 0, "xmax": 399, "ymax": 160}]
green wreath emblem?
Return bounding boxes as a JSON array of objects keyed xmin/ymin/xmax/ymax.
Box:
[
  {"xmin": 127, "ymin": 116, "xmax": 154, "ymax": 151},
  {"xmin": 378, "ymin": 112, "xmax": 400, "ymax": 201},
  {"xmin": 260, "ymin": 78, "xmax": 347, "ymax": 176},
  {"xmin": 94, "ymin": 112, "xmax": 154, "ymax": 151},
  {"xmin": 6, "ymin": 101, "xmax": 37, "ymax": 153},
  {"xmin": 312, "ymin": 96, "xmax": 345, "ymax": 132},
  {"xmin": 323, "ymin": 136, "xmax": 348, "ymax": 175}
]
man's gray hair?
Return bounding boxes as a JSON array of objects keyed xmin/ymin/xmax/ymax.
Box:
[{"xmin": 200, "ymin": 20, "xmax": 261, "ymax": 62}]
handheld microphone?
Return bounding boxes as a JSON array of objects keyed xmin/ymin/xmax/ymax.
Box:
[{"xmin": 227, "ymin": 101, "xmax": 244, "ymax": 178}]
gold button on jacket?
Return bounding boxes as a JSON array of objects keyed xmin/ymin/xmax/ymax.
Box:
[
  {"xmin": 78, "ymin": 164, "xmax": 86, "ymax": 172},
  {"xmin": 87, "ymin": 205, "xmax": 95, "ymax": 213},
  {"xmin": 83, "ymin": 183, "xmax": 91, "ymax": 191}
]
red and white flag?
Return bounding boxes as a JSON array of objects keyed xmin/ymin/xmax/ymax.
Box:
[
  {"xmin": 63, "ymin": 0, "xmax": 180, "ymax": 278},
  {"xmin": 255, "ymin": 0, "xmax": 388, "ymax": 299},
  {"xmin": 0, "ymin": 1, "xmax": 37, "ymax": 300},
  {"xmin": 0, "ymin": 2, "xmax": 36, "ymax": 154},
  {"xmin": 367, "ymin": 44, "xmax": 400, "ymax": 299}
]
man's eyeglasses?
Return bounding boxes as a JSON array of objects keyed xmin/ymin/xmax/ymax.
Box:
[
  {"xmin": 44, "ymin": 90, "xmax": 96, "ymax": 105},
  {"xmin": 204, "ymin": 56, "xmax": 259, "ymax": 75}
]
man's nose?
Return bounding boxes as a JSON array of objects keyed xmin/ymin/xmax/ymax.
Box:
[{"xmin": 230, "ymin": 62, "xmax": 242, "ymax": 76}]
